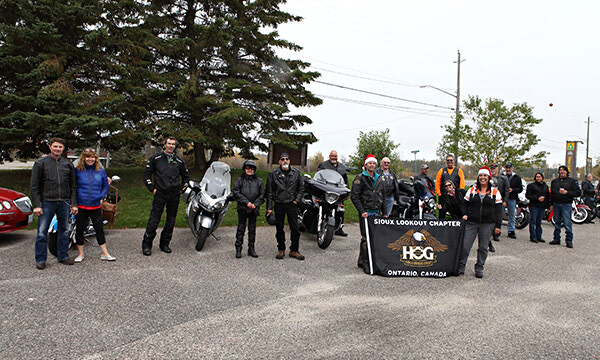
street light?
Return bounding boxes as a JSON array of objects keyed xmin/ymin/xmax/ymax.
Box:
[{"xmin": 411, "ymin": 150, "xmax": 420, "ymax": 174}]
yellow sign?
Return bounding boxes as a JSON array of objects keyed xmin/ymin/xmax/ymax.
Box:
[{"xmin": 567, "ymin": 143, "xmax": 575, "ymax": 150}]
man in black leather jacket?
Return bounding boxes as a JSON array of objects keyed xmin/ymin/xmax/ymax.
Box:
[
  {"xmin": 550, "ymin": 166, "xmax": 580, "ymax": 248},
  {"xmin": 30, "ymin": 137, "xmax": 78, "ymax": 269},
  {"xmin": 266, "ymin": 153, "xmax": 305, "ymax": 260},
  {"xmin": 232, "ymin": 160, "xmax": 264, "ymax": 258},
  {"xmin": 142, "ymin": 137, "xmax": 189, "ymax": 255},
  {"xmin": 318, "ymin": 150, "xmax": 349, "ymax": 236},
  {"xmin": 581, "ymin": 174, "xmax": 595, "ymax": 223},
  {"xmin": 351, "ymin": 153, "xmax": 387, "ymax": 273}
]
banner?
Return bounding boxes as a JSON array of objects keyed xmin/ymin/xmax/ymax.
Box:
[{"xmin": 365, "ymin": 217, "xmax": 465, "ymax": 278}]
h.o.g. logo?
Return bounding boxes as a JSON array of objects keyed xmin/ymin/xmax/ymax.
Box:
[{"xmin": 387, "ymin": 229, "xmax": 448, "ymax": 267}]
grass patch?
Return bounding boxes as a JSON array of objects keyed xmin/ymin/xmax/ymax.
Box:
[{"xmin": 0, "ymin": 167, "xmax": 360, "ymax": 229}]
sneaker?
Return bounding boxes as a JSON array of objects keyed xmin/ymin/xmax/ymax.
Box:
[
  {"xmin": 475, "ymin": 270, "xmax": 483, "ymax": 278},
  {"xmin": 36, "ymin": 262, "xmax": 46, "ymax": 270},
  {"xmin": 275, "ymin": 250, "xmax": 285, "ymax": 259},
  {"xmin": 289, "ymin": 251, "xmax": 305, "ymax": 260},
  {"xmin": 58, "ymin": 258, "xmax": 75, "ymax": 265},
  {"xmin": 74, "ymin": 255, "xmax": 85, "ymax": 263},
  {"xmin": 566, "ymin": 242, "xmax": 573, "ymax": 248},
  {"xmin": 101, "ymin": 255, "xmax": 116, "ymax": 261}
]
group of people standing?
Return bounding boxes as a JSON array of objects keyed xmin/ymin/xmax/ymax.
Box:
[{"xmin": 30, "ymin": 137, "xmax": 590, "ymax": 280}]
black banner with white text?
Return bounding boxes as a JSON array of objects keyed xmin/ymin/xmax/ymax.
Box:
[{"xmin": 365, "ymin": 218, "xmax": 465, "ymax": 277}]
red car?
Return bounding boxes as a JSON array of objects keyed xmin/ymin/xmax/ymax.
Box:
[{"xmin": 0, "ymin": 187, "xmax": 33, "ymax": 233}]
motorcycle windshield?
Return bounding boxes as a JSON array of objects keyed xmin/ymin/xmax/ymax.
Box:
[
  {"xmin": 414, "ymin": 179, "xmax": 434, "ymax": 199},
  {"xmin": 314, "ymin": 169, "xmax": 346, "ymax": 187},
  {"xmin": 200, "ymin": 161, "xmax": 231, "ymax": 197}
]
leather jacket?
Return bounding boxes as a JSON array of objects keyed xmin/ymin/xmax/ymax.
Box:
[
  {"xmin": 143, "ymin": 152, "xmax": 189, "ymax": 193},
  {"xmin": 233, "ymin": 174, "xmax": 265, "ymax": 212},
  {"xmin": 550, "ymin": 176, "xmax": 580, "ymax": 204},
  {"xmin": 351, "ymin": 170, "xmax": 386, "ymax": 215},
  {"xmin": 266, "ymin": 166, "xmax": 304, "ymax": 210},
  {"xmin": 30, "ymin": 155, "xmax": 77, "ymax": 208},
  {"xmin": 526, "ymin": 181, "xmax": 550, "ymax": 209}
]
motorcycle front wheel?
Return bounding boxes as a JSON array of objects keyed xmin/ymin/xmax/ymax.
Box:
[
  {"xmin": 515, "ymin": 210, "xmax": 529, "ymax": 229},
  {"xmin": 195, "ymin": 227, "xmax": 211, "ymax": 251},
  {"xmin": 317, "ymin": 221, "xmax": 335, "ymax": 249},
  {"xmin": 48, "ymin": 232, "xmax": 75, "ymax": 257},
  {"xmin": 572, "ymin": 208, "xmax": 588, "ymax": 224}
]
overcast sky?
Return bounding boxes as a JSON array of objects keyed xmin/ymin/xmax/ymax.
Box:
[{"xmin": 276, "ymin": 0, "xmax": 600, "ymax": 167}]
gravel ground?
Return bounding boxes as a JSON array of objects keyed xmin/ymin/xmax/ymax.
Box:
[{"xmin": 0, "ymin": 221, "xmax": 598, "ymax": 359}]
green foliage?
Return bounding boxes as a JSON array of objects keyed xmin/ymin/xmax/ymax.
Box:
[
  {"xmin": 437, "ymin": 96, "xmax": 547, "ymax": 168},
  {"xmin": 349, "ymin": 128, "xmax": 402, "ymax": 173},
  {"xmin": 109, "ymin": 146, "xmax": 147, "ymax": 168}
]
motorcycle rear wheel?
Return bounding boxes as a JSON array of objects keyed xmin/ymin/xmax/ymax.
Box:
[
  {"xmin": 195, "ymin": 227, "xmax": 210, "ymax": 251},
  {"xmin": 48, "ymin": 232, "xmax": 76, "ymax": 257},
  {"xmin": 317, "ymin": 222, "xmax": 335, "ymax": 249},
  {"xmin": 595, "ymin": 206, "xmax": 600, "ymax": 219},
  {"xmin": 572, "ymin": 208, "xmax": 588, "ymax": 224}
]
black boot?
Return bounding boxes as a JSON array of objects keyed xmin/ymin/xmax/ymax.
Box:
[
  {"xmin": 235, "ymin": 246, "xmax": 242, "ymax": 259},
  {"xmin": 488, "ymin": 242, "xmax": 496, "ymax": 252},
  {"xmin": 248, "ymin": 245, "xmax": 258, "ymax": 258}
]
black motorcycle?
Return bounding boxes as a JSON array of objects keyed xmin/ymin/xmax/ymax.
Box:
[
  {"xmin": 392, "ymin": 177, "xmax": 437, "ymax": 219},
  {"xmin": 298, "ymin": 169, "xmax": 350, "ymax": 249}
]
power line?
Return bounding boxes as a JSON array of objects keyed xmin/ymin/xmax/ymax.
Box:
[
  {"xmin": 316, "ymin": 94, "xmax": 453, "ymax": 116},
  {"xmin": 314, "ymin": 80, "xmax": 454, "ymax": 110}
]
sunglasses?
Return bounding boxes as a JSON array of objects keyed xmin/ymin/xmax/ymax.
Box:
[
  {"xmin": 280, "ymin": 157, "xmax": 289, "ymax": 161},
  {"xmin": 444, "ymin": 184, "xmax": 453, "ymax": 188},
  {"xmin": 244, "ymin": 167, "xmax": 254, "ymax": 170},
  {"xmin": 446, "ymin": 159, "xmax": 454, "ymax": 162}
]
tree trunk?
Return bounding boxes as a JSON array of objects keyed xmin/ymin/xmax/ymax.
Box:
[{"xmin": 193, "ymin": 142, "xmax": 224, "ymax": 171}]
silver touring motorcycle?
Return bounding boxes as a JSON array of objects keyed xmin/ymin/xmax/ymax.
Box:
[{"xmin": 183, "ymin": 161, "xmax": 232, "ymax": 251}]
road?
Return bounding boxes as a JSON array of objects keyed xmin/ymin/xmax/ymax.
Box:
[{"xmin": 0, "ymin": 222, "xmax": 598, "ymax": 359}]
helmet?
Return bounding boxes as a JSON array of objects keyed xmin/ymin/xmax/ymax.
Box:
[
  {"xmin": 266, "ymin": 213, "xmax": 278, "ymax": 225},
  {"xmin": 242, "ymin": 159, "xmax": 257, "ymax": 170}
]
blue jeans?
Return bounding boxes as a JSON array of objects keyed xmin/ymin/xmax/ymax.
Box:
[
  {"xmin": 529, "ymin": 206, "xmax": 545, "ymax": 241},
  {"xmin": 553, "ymin": 203, "xmax": 573, "ymax": 243},
  {"xmin": 385, "ymin": 195, "xmax": 395, "ymax": 217},
  {"xmin": 507, "ymin": 199, "xmax": 517, "ymax": 232},
  {"xmin": 35, "ymin": 201, "xmax": 71, "ymax": 262}
]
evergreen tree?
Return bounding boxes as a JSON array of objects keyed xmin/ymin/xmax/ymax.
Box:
[
  {"xmin": 142, "ymin": 0, "xmax": 322, "ymax": 169},
  {"xmin": 0, "ymin": 0, "xmax": 123, "ymax": 160}
]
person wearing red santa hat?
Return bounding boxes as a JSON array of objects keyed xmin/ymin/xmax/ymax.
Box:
[
  {"xmin": 350, "ymin": 153, "xmax": 388, "ymax": 274},
  {"xmin": 458, "ymin": 166, "xmax": 503, "ymax": 278}
]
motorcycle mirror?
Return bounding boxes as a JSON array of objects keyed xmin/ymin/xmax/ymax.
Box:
[
  {"xmin": 304, "ymin": 174, "xmax": 312, "ymax": 180},
  {"xmin": 409, "ymin": 176, "xmax": 414, "ymax": 181},
  {"xmin": 111, "ymin": 175, "xmax": 121, "ymax": 183}
]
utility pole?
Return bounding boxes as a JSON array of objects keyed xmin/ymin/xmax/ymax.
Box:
[
  {"xmin": 453, "ymin": 50, "xmax": 465, "ymax": 166},
  {"xmin": 586, "ymin": 116, "xmax": 591, "ymax": 175},
  {"xmin": 411, "ymin": 150, "xmax": 420, "ymax": 174}
]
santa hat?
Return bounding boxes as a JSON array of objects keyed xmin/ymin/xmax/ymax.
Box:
[
  {"xmin": 364, "ymin": 153, "xmax": 377, "ymax": 166},
  {"xmin": 478, "ymin": 166, "xmax": 491, "ymax": 178}
]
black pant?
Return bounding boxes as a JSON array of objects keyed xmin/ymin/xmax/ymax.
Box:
[
  {"xmin": 235, "ymin": 209, "xmax": 257, "ymax": 248},
  {"xmin": 143, "ymin": 189, "xmax": 180, "ymax": 249},
  {"xmin": 357, "ymin": 216, "xmax": 369, "ymax": 267},
  {"xmin": 75, "ymin": 207, "xmax": 105, "ymax": 246},
  {"xmin": 274, "ymin": 202, "xmax": 300, "ymax": 252}
]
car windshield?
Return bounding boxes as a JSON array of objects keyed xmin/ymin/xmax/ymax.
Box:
[
  {"xmin": 200, "ymin": 161, "xmax": 231, "ymax": 197},
  {"xmin": 313, "ymin": 169, "xmax": 345, "ymax": 186}
]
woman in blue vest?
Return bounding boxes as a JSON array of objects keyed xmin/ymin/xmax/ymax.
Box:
[{"xmin": 74, "ymin": 149, "xmax": 115, "ymax": 262}]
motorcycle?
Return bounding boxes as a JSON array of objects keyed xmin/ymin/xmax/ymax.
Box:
[
  {"xmin": 503, "ymin": 198, "xmax": 530, "ymax": 230},
  {"xmin": 48, "ymin": 175, "xmax": 121, "ymax": 256},
  {"xmin": 543, "ymin": 198, "xmax": 591, "ymax": 225},
  {"xmin": 392, "ymin": 177, "xmax": 437, "ymax": 219},
  {"xmin": 183, "ymin": 161, "xmax": 233, "ymax": 251},
  {"xmin": 298, "ymin": 169, "xmax": 350, "ymax": 249}
]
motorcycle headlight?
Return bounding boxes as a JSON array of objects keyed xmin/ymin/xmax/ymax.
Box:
[
  {"xmin": 325, "ymin": 192, "xmax": 339, "ymax": 204},
  {"xmin": 427, "ymin": 198, "xmax": 436, "ymax": 209},
  {"xmin": 198, "ymin": 191, "xmax": 212, "ymax": 208}
]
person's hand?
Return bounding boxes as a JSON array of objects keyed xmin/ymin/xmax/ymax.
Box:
[
  {"xmin": 33, "ymin": 207, "xmax": 43, "ymax": 216},
  {"xmin": 293, "ymin": 200, "xmax": 297, "ymax": 205},
  {"xmin": 437, "ymin": 204, "xmax": 442, "ymax": 210},
  {"xmin": 494, "ymin": 227, "xmax": 501, "ymax": 235},
  {"xmin": 247, "ymin": 203, "xmax": 256, "ymax": 209},
  {"xmin": 71, "ymin": 206, "xmax": 78, "ymax": 215},
  {"xmin": 509, "ymin": 188, "xmax": 513, "ymax": 192},
  {"xmin": 266, "ymin": 210, "xmax": 272, "ymax": 216},
  {"xmin": 559, "ymin": 188, "xmax": 567, "ymax": 195},
  {"xmin": 502, "ymin": 202, "xmax": 507, "ymax": 207},
  {"xmin": 538, "ymin": 196, "xmax": 545, "ymax": 202},
  {"xmin": 383, "ymin": 215, "xmax": 388, "ymax": 218},
  {"xmin": 361, "ymin": 212, "xmax": 368, "ymax": 218},
  {"xmin": 462, "ymin": 215, "xmax": 468, "ymax": 220},
  {"xmin": 153, "ymin": 189, "xmax": 157, "ymax": 195}
]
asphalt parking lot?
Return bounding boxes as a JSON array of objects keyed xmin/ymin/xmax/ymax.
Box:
[{"xmin": 1, "ymin": 221, "xmax": 598, "ymax": 359}]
